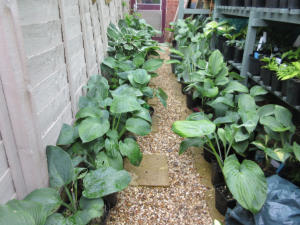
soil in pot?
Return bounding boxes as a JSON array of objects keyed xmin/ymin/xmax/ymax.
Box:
[
  {"xmin": 233, "ymin": 47, "xmax": 244, "ymax": 63},
  {"xmin": 215, "ymin": 184, "xmax": 236, "ymax": 216},
  {"xmin": 279, "ymin": 0, "xmax": 288, "ymax": 7},
  {"xmin": 211, "ymin": 161, "xmax": 224, "ymax": 186},
  {"xmin": 288, "ymin": 0, "xmax": 300, "ymax": 8},
  {"xmin": 220, "ymin": 0, "xmax": 228, "ymax": 5},
  {"xmin": 266, "ymin": 0, "xmax": 279, "ymax": 7},
  {"xmin": 286, "ymin": 79, "xmax": 300, "ymax": 106},
  {"xmin": 260, "ymin": 68, "xmax": 272, "ymax": 86},
  {"xmin": 223, "ymin": 43, "xmax": 234, "ymax": 61},
  {"xmin": 249, "ymin": 55, "xmax": 261, "ymax": 76},
  {"xmin": 252, "ymin": 0, "xmax": 266, "ymax": 7},
  {"xmin": 271, "ymin": 71, "xmax": 282, "ymax": 92},
  {"xmin": 245, "ymin": 0, "xmax": 252, "ymax": 6}
]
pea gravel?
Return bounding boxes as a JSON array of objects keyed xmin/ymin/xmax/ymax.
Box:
[{"xmin": 106, "ymin": 48, "xmax": 213, "ymax": 225}]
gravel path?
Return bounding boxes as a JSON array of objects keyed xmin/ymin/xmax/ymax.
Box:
[{"xmin": 106, "ymin": 48, "xmax": 213, "ymax": 225}]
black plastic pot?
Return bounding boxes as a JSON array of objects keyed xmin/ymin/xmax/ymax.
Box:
[
  {"xmin": 172, "ymin": 40, "xmax": 177, "ymax": 48},
  {"xmin": 186, "ymin": 92, "xmax": 198, "ymax": 110},
  {"xmin": 220, "ymin": 0, "xmax": 228, "ymax": 5},
  {"xmin": 211, "ymin": 161, "xmax": 224, "ymax": 186},
  {"xmin": 104, "ymin": 193, "xmax": 118, "ymax": 209},
  {"xmin": 260, "ymin": 68, "xmax": 272, "ymax": 86},
  {"xmin": 249, "ymin": 55, "xmax": 261, "ymax": 76},
  {"xmin": 203, "ymin": 148, "xmax": 214, "ymax": 162},
  {"xmin": 271, "ymin": 71, "xmax": 282, "ymax": 92},
  {"xmin": 223, "ymin": 43, "xmax": 235, "ymax": 61},
  {"xmin": 216, "ymin": 36, "xmax": 225, "ymax": 53},
  {"xmin": 181, "ymin": 82, "xmax": 188, "ymax": 95},
  {"xmin": 149, "ymin": 106, "xmax": 154, "ymax": 117},
  {"xmin": 229, "ymin": 0, "xmax": 243, "ymax": 6},
  {"xmin": 233, "ymin": 47, "xmax": 244, "ymax": 63},
  {"xmin": 288, "ymin": 0, "xmax": 300, "ymax": 8},
  {"xmin": 169, "ymin": 54, "xmax": 182, "ymax": 74},
  {"xmin": 252, "ymin": 0, "xmax": 266, "ymax": 7},
  {"xmin": 245, "ymin": 0, "xmax": 252, "ymax": 6},
  {"xmin": 279, "ymin": 0, "xmax": 288, "ymax": 7},
  {"xmin": 266, "ymin": 0, "xmax": 279, "ymax": 7},
  {"xmin": 281, "ymin": 80, "xmax": 288, "ymax": 96},
  {"xmin": 286, "ymin": 79, "xmax": 300, "ymax": 106},
  {"xmin": 215, "ymin": 184, "xmax": 236, "ymax": 216}
]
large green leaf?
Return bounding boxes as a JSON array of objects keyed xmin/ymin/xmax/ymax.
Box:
[
  {"xmin": 133, "ymin": 54, "xmax": 145, "ymax": 67},
  {"xmin": 126, "ymin": 118, "xmax": 151, "ymax": 136},
  {"xmin": 142, "ymin": 58, "xmax": 163, "ymax": 72},
  {"xmin": 78, "ymin": 117, "xmax": 110, "ymax": 143},
  {"xmin": 179, "ymin": 137, "xmax": 205, "ymax": 154},
  {"xmin": 186, "ymin": 112, "xmax": 212, "ymax": 121},
  {"xmin": 6, "ymin": 200, "xmax": 48, "ymax": 225},
  {"xmin": 156, "ymin": 87, "xmax": 168, "ymax": 108},
  {"xmin": 46, "ymin": 146, "xmax": 74, "ymax": 188},
  {"xmin": 223, "ymin": 155, "xmax": 267, "ymax": 214},
  {"xmin": 129, "ymin": 69, "xmax": 151, "ymax": 85},
  {"xmin": 95, "ymin": 151, "xmax": 123, "ymax": 170},
  {"xmin": 83, "ymin": 167, "xmax": 131, "ymax": 198},
  {"xmin": 76, "ymin": 107, "xmax": 107, "ymax": 120},
  {"xmin": 77, "ymin": 197, "xmax": 104, "ymax": 223},
  {"xmin": 208, "ymin": 50, "xmax": 224, "ymax": 75},
  {"xmin": 110, "ymin": 95, "xmax": 141, "ymax": 114},
  {"xmin": 45, "ymin": 213, "xmax": 68, "ymax": 225},
  {"xmin": 274, "ymin": 105, "xmax": 294, "ymax": 131},
  {"xmin": 293, "ymin": 142, "xmax": 300, "ymax": 162},
  {"xmin": 110, "ymin": 84, "xmax": 143, "ymax": 98},
  {"xmin": 223, "ymin": 80, "xmax": 248, "ymax": 94},
  {"xmin": 213, "ymin": 111, "xmax": 240, "ymax": 125},
  {"xmin": 260, "ymin": 116, "xmax": 290, "ymax": 132},
  {"xmin": 172, "ymin": 120, "xmax": 216, "ymax": 138},
  {"xmin": 119, "ymin": 138, "xmax": 143, "ymax": 166},
  {"xmin": 56, "ymin": 124, "xmax": 79, "ymax": 146},
  {"xmin": 238, "ymin": 94, "xmax": 258, "ymax": 133},
  {"xmin": 250, "ymin": 85, "xmax": 268, "ymax": 97},
  {"xmin": 0, "ymin": 205, "xmax": 36, "ymax": 225},
  {"xmin": 24, "ymin": 188, "xmax": 61, "ymax": 216},
  {"xmin": 133, "ymin": 107, "xmax": 152, "ymax": 123}
]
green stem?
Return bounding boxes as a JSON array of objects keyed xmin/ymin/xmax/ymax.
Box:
[
  {"xmin": 115, "ymin": 114, "xmax": 122, "ymax": 131},
  {"xmin": 112, "ymin": 116, "xmax": 117, "ymax": 130},
  {"xmin": 64, "ymin": 186, "xmax": 76, "ymax": 213},
  {"xmin": 118, "ymin": 126, "xmax": 127, "ymax": 139},
  {"xmin": 214, "ymin": 133, "xmax": 223, "ymax": 162},
  {"xmin": 206, "ymin": 135, "xmax": 223, "ymax": 170},
  {"xmin": 61, "ymin": 202, "xmax": 73, "ymax": 212}
]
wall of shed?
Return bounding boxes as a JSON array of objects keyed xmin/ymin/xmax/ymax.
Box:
[{"xmin": 0, "ymin": 0, "xmax": 130, "ymax": 202}]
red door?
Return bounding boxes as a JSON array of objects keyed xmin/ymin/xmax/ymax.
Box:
[{"xmin": 131, "ymin": 0, "xmax": 166, "ymax": 42}]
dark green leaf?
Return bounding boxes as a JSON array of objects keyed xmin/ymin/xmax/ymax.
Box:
[
  {"xmin": 126, "ymin": 118, "xmax": 151, "ymax": 136},
  {"xmin": 119, "ymin": 138, "xmax": 143, "ymax": 166},
  {"xmin": 172, "ymin": 120, "xmax": 216, "ymax": 138},
  {"xmin": 56, "ymin": 124, "xmax": 78, "ymax": 146}
]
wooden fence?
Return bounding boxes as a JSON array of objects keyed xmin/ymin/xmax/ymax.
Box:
[{"xmin": 0, "ymin": 0, "xmax": 130, "ymax": 203}]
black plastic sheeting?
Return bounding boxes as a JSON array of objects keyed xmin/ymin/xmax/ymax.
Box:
[{"xmin": 226, "ymin": 175, "xmax": 300, "ymax": 225}]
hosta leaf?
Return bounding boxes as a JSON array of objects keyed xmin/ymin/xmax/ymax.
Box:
[
  {"xmin": 179, "ymin": 137, "xmax": 205, "ymax": 154},
  {"xmin": 223, "ymin": 80, "xmax": 248, "ymax": 94},
  {"xmin": 126, "ymin": 118, "xmax": 151, "ymax": 136},
  {"xmin": 208, "ymin": 50, "xmax": 224, "ymax": 75},
  {"xmin": 83, "ymin": 167, "xmax": 131, "ymax": 198},
  {"xmin": 250, "ymin": 85, "xmax": 268, "ymax": 97},
  {"xmin": 78, "ymin": 117, "xmax": 110, "ymax": 143},
  {"xmin": 274, "ymin": 105, "xmax": 294, "ymax": 131},
  {"xmin": 75, "ymin": 107, "xmax": 105, "ymax": 120},
  {"xmin": 110, "ymin": 95, "xmax": 141, "ymax": 114},
  {"xmin": 156, "ymin": 87, "xmax": 168, "ymax": 107},
  {"xmin": 102, "ymin": 57, "xmax": 117, "ymax": 69},
  {"xmin": 133, "ymin": 107, "xmax": 152, "ymax": 123},
  {"xmin": 172, "ymin": 120, "xmax": 216, "ymax": 138},
  {"xmin": 24, "ymin": 188, "xmax": 61, "ymax": 216},
  {"xmin": 232, "ymin": 140, "xmax": 249, "ymax": 154},
  {"xmin": 131, "ymin": 69, "xmax": 151, "ymax": 84},
  {"xmin": 260, "ymin": 116, "xmax": 289, "ymax": 132},
  {"xmin": 45, "ymin": 213, "xmax": 67, "ymax": 225},
  {"xmin": 0, "ymin": 205, "xmax": 36, "ymax": 225},
  {"xmin": 258, "ymin": 104, "xmax": 274, "ymax": 118},
  {"xmin": 46, "ymin": 146, "xmax": 74, "ymax": 188},
  {"xmin": 186, "ymin": 112, "xmax": 212, "ymax": 121},
  {"xmin": 95, "ymin": 151, "xmax": 123, "ymax": 170},
  {"xmin": 238, "ymin": 94, "xmax": 256, "ymax": 112},
  {"xmin": 223, "ymin": 155, "xmax": 267, "ymax": 214},
  {"xmin": 78, "ymin": 197, "xmax": 104, "ymax": 222},
  {"xmin": 56, "ymin": 124, "xmax": 79, "ymax": 146},
  {"xmin": 293, "ymin": 142, "xmax": 300, "ymax": 162},
  {"xmin": 110, "ymin": 84, "xmax": 143, "ymax": 98},
  {"xmin": 142, "ymin": 58, "xmax": 163, "ymax": 72},
  {"xmin": 133, "ymin": 54, "xmax": 145, "ymax": 67},
  {"xmin": 213, "ymin": 111, "xmax": 240, "ymax": 125},
  {"xmin": 119, "ymin": 138, "xmax": 143, "ymax": 166},
  {"xmin": 6, "ymin": 200, "xmax": 48, "ymax": 225}
]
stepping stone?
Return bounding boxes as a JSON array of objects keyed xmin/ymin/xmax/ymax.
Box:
[{"xmin": 124, "ymin": 153, "xmax": 169, "ymax": 187}]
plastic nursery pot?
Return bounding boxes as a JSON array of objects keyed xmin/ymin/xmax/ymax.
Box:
[
  {"xmin": 288, "ymin": 0, "xmax": 300, "ymax": 8},
  {"xmin": 216, "ymin": 36, "xmax": 225, "ymax": 53},
  {"xmin": 104, "ymin": 193, "xmax": 118, "ymax": 209},
  {"xmin": 233, "ymin": 47, "xmax": 244, "ymax": 63},
  {"xmin": 248, "ymin": 55, "xmax": 261, "ymax": 76},
  {"xmin": 260, "ymin": 68, "xmax": 272, "ymax": 86},
  {"xmin": 286, "ymin": 79, "xmax": 300, "ymax": 106},
  {"xmin": 172, "ymin": 40, "xmax": 177, "ymax": 48},
  {"xmin": 186, "ymin": 93, "xmax": 198, "ymax": 110},
  {"xmin": 211, "ymin": 161, "xmax": 225, "ymax": 186},
  {"xmin": 215, "ymin": 184, "xmax": 236, "ymax": 216},
  {"xmin": 266, "ymin": 0, "xmax": 279, "ymax": 7},
  {"xmin": 281, "ymin": 80, "xmax": 288, "ymax": 96},
  {"xmin": 252, "ymin": 0, "xmax": 266, "ymax": 7},
  {"xmin": 220, "ymin": 0, "xmax": 228, "ymax": 5},
  {"xmin": 223, "ymin": 43, "xmax": 235, "ymax": 61},
  {"xmin": 169, "ymin": 54, "xmax": 182, "ymax": 74},
  {"xmin": 245, "ymin": 0, "xmax": 252, "ymax": 6},
  {"xmin": 229, "ymin": 0, "xmax": 243, "ymax": 6},
  {"xmin": 149, "ymin": 106, "xmax": 155, "ymax": 117},
  {"xmin": 181, "ymin": 82, "xmax": 188, "ymax": 95},
  {"xmin": 280, "ymin": 0, "xmax": 288, "ymax": 7},
  {"xmin": 203, "ymin": 148, "xmax": 215, "ymax": 162},
  {"xmin": 271, "ymin": 71, "xmax": 282, "ymax": 92}
]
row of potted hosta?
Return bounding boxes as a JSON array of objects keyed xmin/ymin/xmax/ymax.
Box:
[
  {"xmin": 168, "ymin": 17, "xmax": 300, "ymax": 216},
  {"xmin": 0, "ymin": 14, "xmax": 167, "ymax": 225}
]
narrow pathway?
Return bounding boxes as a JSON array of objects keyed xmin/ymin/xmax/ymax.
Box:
[{"xmin": 107, "ymin": 48, "xmax": 213, "ymax": 225}]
